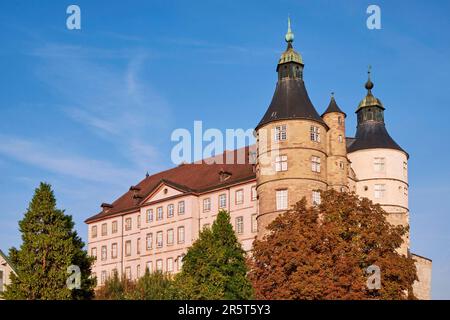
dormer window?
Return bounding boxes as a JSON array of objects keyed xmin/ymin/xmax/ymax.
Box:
[{"xmin": 274, "ymin": 125, "xmax": 287, "ymax": 142}]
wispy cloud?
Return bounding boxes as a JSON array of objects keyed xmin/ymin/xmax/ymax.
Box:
[
  {"xmin": 32, "ymin": 43, "xmax": 172, "ymax": 172},
  {"xmin": 0, "ymin": 135, "xmax": 138, "ymax": 184}
]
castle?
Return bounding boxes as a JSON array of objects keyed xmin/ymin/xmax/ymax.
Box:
[{"xmin": 85, "ymin": 20, "xmax": 431, "ymax": 299}]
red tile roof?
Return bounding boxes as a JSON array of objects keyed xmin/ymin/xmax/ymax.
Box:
[{"xmin": 85, "ymin": 147, "xmax": 256, "ymax": 223}]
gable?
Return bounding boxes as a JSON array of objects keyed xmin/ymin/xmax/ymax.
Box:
[{"xmin": 142, "ymin": 183, "xmax": 185, "ymax": 203}]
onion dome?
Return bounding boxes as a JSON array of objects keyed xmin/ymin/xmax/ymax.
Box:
[
  {"xmin": 347, "ymin": 67, "xmax": 408, "ymax": 157},
  {"xmin": 256, "ymin": 18, "xmax": 326, "ymax": 130}
]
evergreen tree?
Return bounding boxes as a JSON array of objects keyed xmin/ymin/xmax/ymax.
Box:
[
  {"xmin": 128, "ymin": 270, "xmax": 175, "ymax": 300},
  {"xmin": 249, "ymin": 190, "xmax": 418, "ymax": 300},
  {"xmin": 3, "ymin": 182, "xmax": 95, "ymax": 300},
  {"xmin": 175, "ymin": 210, "xmax": 254, "ymax": 300}
]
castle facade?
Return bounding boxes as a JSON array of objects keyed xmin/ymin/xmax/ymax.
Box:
[{"xmin": 85, "ymin": 21, "xmax": 431, "ymax": 299}]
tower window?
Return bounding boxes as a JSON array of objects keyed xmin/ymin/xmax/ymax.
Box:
[
  {"xmin": 311, "ymin": 156, "xmax": 321, "ymax": 173},
  {"xmin": 374, "ymin": 184, "xmax": 386, "ymax": 199},
  {"xmin": 276, "ymin": 190, "xmax": 288, "ymax": 210},
  {"xmin": 374, "ymin": 157, "xmax": 386, "ymax": 173},
  {"xmin": 275, "ymin": 155, "xmax": 288, "ymax": 172},
  {"xmin": 338, "ymin": 116, "xmax": 342, "ymax": 125},
  {"xmin": 310, "ymin": 126, "xmax": 320, "ymax": 142},
  {"xmin": 338, "ymin": 135, "xmax": 343, "ymax": 143},
  {"xmin": 403, "ymin": 161, "xmax": 408, "ymax": 178},
  {"xmin": 274, "ymin": 125, "xmax": 287, "ymax": 141},
  {"xmin": 312, "ymin": 191, "xmax": 321, "ymax": 205}
]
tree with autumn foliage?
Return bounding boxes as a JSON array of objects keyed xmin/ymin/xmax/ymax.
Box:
[{"xmin": 249, "ymin": 190, "xmax": 417, "ymax": 300}]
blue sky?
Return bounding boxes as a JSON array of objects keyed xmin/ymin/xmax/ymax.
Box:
[{"xmin": 0, "ymin": 0, "xmax": 449, "ymax": 298}]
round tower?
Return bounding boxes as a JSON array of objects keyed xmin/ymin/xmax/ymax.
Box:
[
  {"xmin": 347, "ymin": 68, "xmax": 410, "ymax": 255},
  {"xmin": 255, "ymin": 18, "xmax": 329, "ymax": 239},
  {"xmin": 322, "ymin": 94, "xmax": 349, "ymax": 191}
]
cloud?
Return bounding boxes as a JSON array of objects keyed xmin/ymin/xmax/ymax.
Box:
[
  {"xmin": 0, "ymin": 135, "xmax": 138, "ymax": 185},
  {"xmin": 32, "ymin": 43, "xmax": 172, "ymax": 172}
]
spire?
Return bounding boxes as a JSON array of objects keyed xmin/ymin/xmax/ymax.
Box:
[
  {"xmin": 256, "ymin": 18, "xmax": 326, "ymax": 130},
  {"xmin": 365, "ymin": 65, "xmax": 374, "ymax": 93},
  {"xmin": 357, "ymin": 66, "xmax": 384, "ymax": 111},
  {"xmin": 322, "ymin": 92, "xmax": 346, "ymax": 117},
  {"xmin": 278, "ymin": 17, "xmax": 303, "ymax": 66},
  {"xmin": 348, "ymin": 68, "xmax": 407, "ymax": 157},
  {"xmin": 285, "ymin": 16, "xmax": 295, "ymax": 44}
]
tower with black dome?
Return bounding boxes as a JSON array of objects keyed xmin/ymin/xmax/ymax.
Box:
[
  {"xmin": 347, "ymin": 68, "xmax": 410, "ymax": 255},
  {"xmin": 255, "ymin": 18, "xmax": 329, "ymax": 238}
]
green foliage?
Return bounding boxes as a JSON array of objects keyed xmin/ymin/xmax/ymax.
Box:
[
  {"xmin": 2, "ymin": 182, "xmax": 95, "ymax": 300},
  {"xmin": 95, "ymin": 270, "xmax": 174, "ymax": 300},
  {"xmin": 174, "ymin": 210, "xmax": 254, "ymax": 300}
]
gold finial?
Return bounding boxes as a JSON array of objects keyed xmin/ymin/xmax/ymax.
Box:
[
  {"xmin": 285, "ymin": 16, "xmax": 294, "ymax": 43},
  {"xmin": 365, "ymin": 65, "xmax": 374, "ymax": 91}
]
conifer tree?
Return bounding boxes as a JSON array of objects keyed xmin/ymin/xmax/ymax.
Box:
[
  {"xmin": 3, "ymin": 182, "xmax": 95, "ymax": 300},
  {"xmin": 249, "ymin": 190, "xmax": 418, "ymax": 300},
  {"xmin": 175, "ymin": 210, "xmax": 254, "ymax": 300}
]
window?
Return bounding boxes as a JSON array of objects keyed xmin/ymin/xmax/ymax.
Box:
[
  {"xmin": 167, "ymin": 258, "xmax": 174, "ymax": 273},
  {"xmin": 338, "ymin": 135, "xmax": 343, "ymax": 143},
  {"xmin": 157, "ymin": 207, "xmax": 163, "ymax": 221},
  {"xmin": 101, "ymin": 246, "xmax": 107, "ymax": 261},
  {"xmin": 157, "ymin": 231, "xmax": 163, "ymax": 248},
  {"xmin": 339, "ymin": 161, "xmax": 345, "ymax": 170},
  {"xmin": 125, "ymin": 240, "xmax": 131, "ymax": 256},
  {"xmin": 203, "ymin": 198, "xmax": 211, "ymax": 212},
  {"xmin": 167, "ymin": 229, "xmax": 174, "ymax": 245},
  {"xmin": 251, "ymin": 186, "xmax": 257, "ymax": 201},
  {"xmin": 168, "ymin": 204, "xmax": 174, "ymax": 218},
  {"xmin": 91, "ymin": 226, "xmax": 97, "ymax": 238},
  {"xmin": 251, "ymin": 214, "xmax": 258, "ymax": 233},
  {"xmin": 125, "ymin": 218, "xmax": 132, "ymax": 231},
  {"xmin": 236, "ymin": 216, "xmax": 244, "ymax": 234},
  {"xmin": 403, "ymin": 161, "xmax": 408, "ymax": 178},
  {"xmin": 177, "ymin": 256, "xmax": 183, "ymax": 271},
  {"xmin": 146, "ymin": 261, "xmax": 153, "ymax": 273},
  {"xmin": 275, "ymin": 155, "xmax": 288, "ymax": 172},
  {"xmin": 274, "ymin": 124, "xmax": 287, "ymax": 141},
  {"xmin": 101, "ymin": 223, "xmax": 107, "ymax": 236},
  {"xmin": 374, "ymin": 157, "xmax": 385, "ymax": 172},
  {"xmin": 156, "ymin": 260, "xmax": 163, "ymax": 272},
  {"xmin": 137, "ymin": 238, "xmax": 141, "ymax": 255},
  {"xmin": 338, "ymin": 116, "xmax": 342, "ymax": 125},
  {"xmin": 312, "ymin": 191, "xmax": 321, "ymax": 205},
  {"xmin": 111, "ymin": 243, "xmax": 118, "ymax": 259},
  {"xmin": 178, "ymin": 201, "xmax": 185, "ymax": 215},
  {"xmin": 219, "ymin": 194, "xmax": 227, "ymax": 208},
  {"xmin": 374, "ymin": 184, "xmax": 386, "ymax": 199},
  {"xmin": 146, "ymin": 209, "xmax": 153, "ymax": 223},
  {"xmin": 101, "ymin": 271, "xmax": 107, "ymax": 285},
  {"xmin": 235, "ymin": 189, "xmax": 244, "ymax": 205},
  {"xmin": 137, "ymin": 215, "xmax": 141, "ymax": 228},
  {"xmin": 178, "ymin": 226, "xmax": 185, "ymax": 244},
  {"xmin": 310, "ymin": 126, "xmax": 320, "ymax": 142},
  {"xmin": 112, "ymin": 221, "xmax": 118, "ymax": 234},
  {"xmin": 91, "ymin": 247, "xmax": 97, "ymax": 258},
  {"xmin": 146, "ymin": 233, "xmax": 153, "ymax": 250},
  {"xmin": 276, "ymin": 190, "xmax": 288, "ymax": 210},
  {"xmin": 311, "ymin": 156, "xmax": 321, "ymax": 173},
  {"xmin": 137, "ymin": 265, "xmax": 141, "ymax": 278},
  {"xmin": 125, "ymin": 267, "xmax": 131, "ymax": 280}
]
